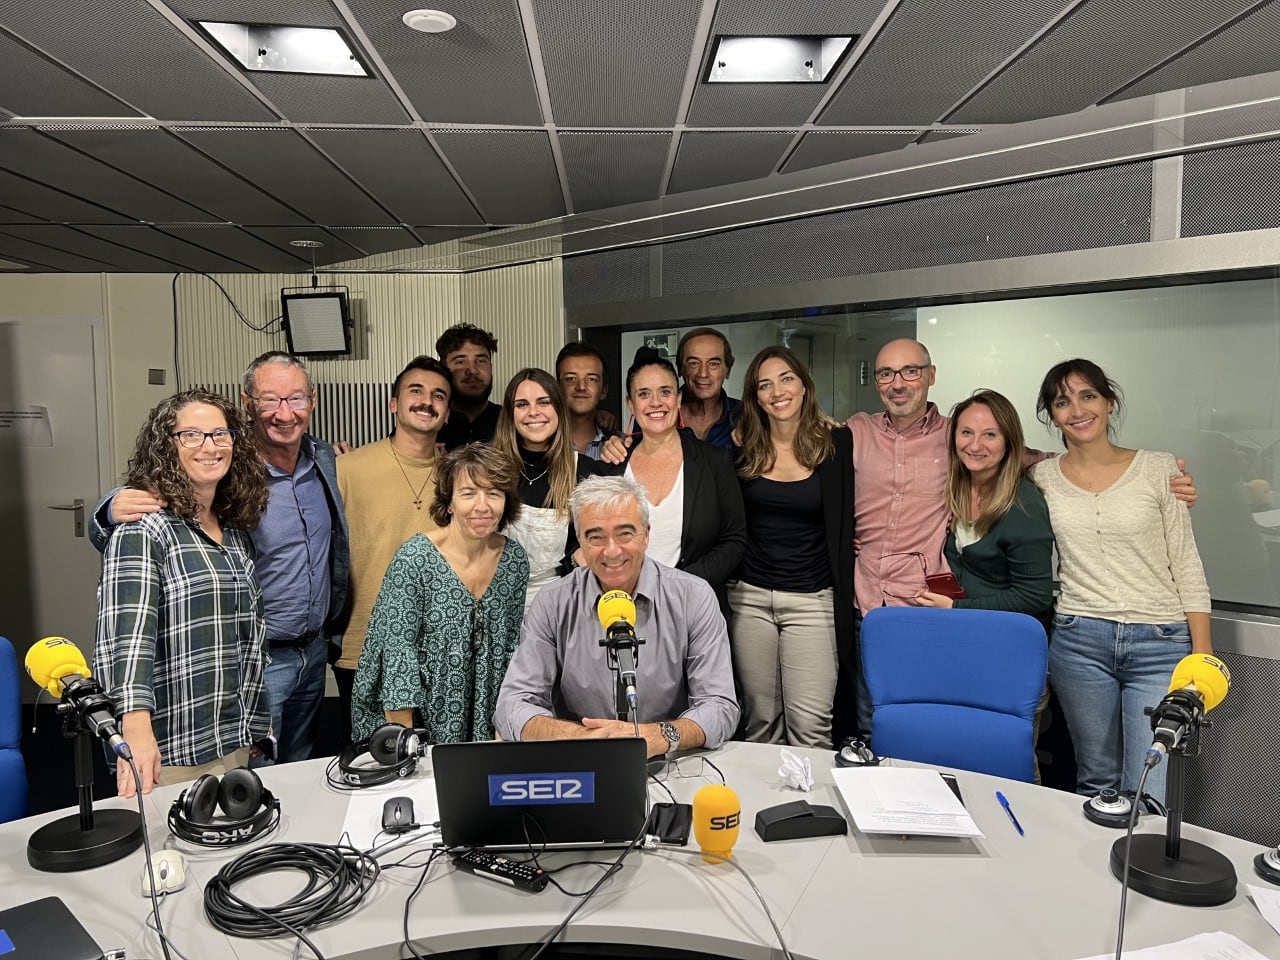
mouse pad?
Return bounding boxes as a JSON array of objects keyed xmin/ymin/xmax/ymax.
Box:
[{"xmin": 0, "ymin": 896, "xmax": 103, "ymax": 960}]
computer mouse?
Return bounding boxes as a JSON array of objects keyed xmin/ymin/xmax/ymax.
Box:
[{"xmin": 141, "ymin": 849, "xmax": 188, "ymax": 897}]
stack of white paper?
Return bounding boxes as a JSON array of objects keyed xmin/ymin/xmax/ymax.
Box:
[
  {"xmin": 833, "ymin": 767, "xmax": 985, "ymax": 838},
  {"xmin": 1072, "ymin": 931, "xmax": 1271, "ymax": 959}
]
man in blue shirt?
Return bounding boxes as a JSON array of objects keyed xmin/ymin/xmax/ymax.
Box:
[
  {"xmin": 90, "ymin": 352, "xmax": 349, "ymax": 765},
  {"xmin": 676, "ymin": 327, "xmax": 742, "ymax": 450}
]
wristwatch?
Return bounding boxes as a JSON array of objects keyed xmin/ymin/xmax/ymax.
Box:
[{"xmin": 659, "ymin": 721, "xmax": 681, "ymax": 757}]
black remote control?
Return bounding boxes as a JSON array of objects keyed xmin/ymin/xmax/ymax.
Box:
[{"xmin": 452, "ymin": 850, "xmax": 548, "ymax": 892}]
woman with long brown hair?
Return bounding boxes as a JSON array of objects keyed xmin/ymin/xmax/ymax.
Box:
[
  {"xmin": 492, "ymin": 367, "xmax": 617, "ymax": 609},
  {"xmin": 731, "ymin": 346, "xmax": 853, "ymax": 748},
  {"xmin": 95, "ymin": 388, "xmax": 269, "ymax": 796}
]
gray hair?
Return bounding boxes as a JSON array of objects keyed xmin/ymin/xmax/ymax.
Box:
[
  {"xmin": 241, "ymin": 351, "xmax": 314, "ymax": 398},
  {"xmin": 570, "ymin": 475, "xmax": 650, "ymax": 531}
]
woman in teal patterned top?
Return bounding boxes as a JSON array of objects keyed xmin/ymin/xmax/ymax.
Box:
[{"xmin": 352, "ymin": 444, "xmax": 529, "ymax": 743}]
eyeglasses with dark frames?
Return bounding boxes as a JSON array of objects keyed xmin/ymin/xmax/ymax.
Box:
[
  {"xmin": 873, "ymin": 365, "xmax": 929, "ymax": 385},
  {"xmin": 171, "ymin": 428, "xmax": 236, "ymax": 448}
]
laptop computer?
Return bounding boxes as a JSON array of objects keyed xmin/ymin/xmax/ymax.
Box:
[
  {"xmin": 0, "ymin": 897, "xmax": 104, "ymax": 960},
  {"xmin": 432, "ymin": 738, "xmax": 648, "ymax": 850}
]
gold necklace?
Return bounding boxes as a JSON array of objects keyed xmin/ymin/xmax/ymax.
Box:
[{"xmin": 390, "ymin": 445, "xmax": 432, "ymax": 510}]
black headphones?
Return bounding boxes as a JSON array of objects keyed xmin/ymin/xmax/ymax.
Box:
[
  {"xmin": 168, "ymin": 767, "xmax": 280, "ymax": 846},
  {"xmin": 1081, "ymin": 788, "xmax": 1167, "ymax": 828},
  {"xmin": 326, "ymin": 723, "xmax": 425, "ymax": 789}
]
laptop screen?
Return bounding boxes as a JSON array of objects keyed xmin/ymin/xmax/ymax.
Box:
[{"xmin": 432, "ymin": 738, "xmax": 648, "ymax": 850}]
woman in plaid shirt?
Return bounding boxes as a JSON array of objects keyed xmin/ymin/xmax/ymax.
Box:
[{"xmin": 95, "ymin": 388, "xmax": 269, "ymax": 797}]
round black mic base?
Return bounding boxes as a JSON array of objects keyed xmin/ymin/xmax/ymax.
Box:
[
  {"xmin": 1255, "ymin": 850, "xmax": 1280, "ymax": 885},
  {"xmin": 1110, "ymin": 834, "xmax": 1237, "ymax": 906},
  {"xmin": 27, "ymin": 808, "xmax": 144, "ymax": 872}
]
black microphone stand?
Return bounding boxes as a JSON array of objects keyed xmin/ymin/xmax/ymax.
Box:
[
  {"xmin": 601, "ymin": 628, "xmax": 645, "ymax": 737},
  {"xmin": 1108, "ymin": 709, "xmax": 1236, "ymax": 906},
  {"xmin": 27, "ymin": 703, "xmax": 144, "ymax": 872}
]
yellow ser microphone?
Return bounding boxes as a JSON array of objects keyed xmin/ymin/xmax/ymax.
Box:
[
  {"xmin": 25, "ymin": 636, "xmax": 132, "ymax": 758},
  {"xmin": 1146, "ymin": 653, "xmax": 1231, "ymax": 766},
  {"xmin": 692, "ymin": 783, "xmax": 741, "ymax": 862},
  {"xmin": 597, "ymin": 590, "xmax": 641, "ymax": 718}
]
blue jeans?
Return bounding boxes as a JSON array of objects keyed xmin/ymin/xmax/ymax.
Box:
[
  {"xmin": 1048, "ymin": 614, "xmax": 1191, "ymax": 803},
  {"xmin": 252, "ymin": 635, "xmax": 328, "ymax": 766}
]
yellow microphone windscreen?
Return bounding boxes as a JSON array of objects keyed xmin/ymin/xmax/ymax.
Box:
[
  {"xmin": 24, "ymin": 635, "xmax": 91, "ymax": 698},
  {"xmin": 692, "ymin": 783, "xmax": 741, "ymax": 862},
  {"xmin": 1168, "ymin": 653, "xmax": 1230, "ymax": 712}
]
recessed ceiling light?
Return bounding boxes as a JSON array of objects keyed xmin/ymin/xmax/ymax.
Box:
[
  {"xmin": 196, "ymin": 22, "xmax": 370, "ymax": 76},
  {"xmin": 403, "ymin": 9, "xmax": 457, "ymax": 34},
  {"xmin": 705, "ymin": 35, "xmax": 855, "ymax": 84}
]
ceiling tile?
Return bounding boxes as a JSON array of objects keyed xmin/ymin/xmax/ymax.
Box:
[
  {"xmin": 560, "ymin": 132, "xmax": 670, "ymax": 212},
  {"xmin": 326, "ymin": 226, "xmax": 435, "ymax": 254},
  {"xmin": 305, "ymin": 129, "xmax": 479, "ymax": 223},
  {"xmin": 1, "ymin": 0, "xmax": 277, "ymax": 121},
  {"xmin": 782, "ymin": 131, "xmax": 917, "ymax": 173},
  {"xmin": 0, "ymin": 31, "xmax": 140, "ymax": 119},
  {"xmin": 79, "ymin": 224, "xmax": 259, "ymax": 272},
  {"xmin": 668, "ymin": 131, "xmax": 793, "ymax": 193},
  {"xmin": 158, "ymin": 225, "xmax": 312, "ymax": 271},
  {"xmin": 533, "ymin": 0, "xmax": 702, "ymax": 126},
  {"xmin": 48, "ymin": 128, "xmax": 308, "ymax": 224},
  {"xmin": 343, "ymin": 0, "xmax": 543, "ymax": 124},
  {"xmin": 0, "ymin": 128, "xmax": 218, "ymax": 222},
  {"xmin": 433, "ymin": 130, "xmax": 565, "ymax": 223},
  {"xmin": 819, "ymin": 0, "xmax": 1064, "ymax": 126},
  {"xmin": 0, "ymin": 230, "xmax": 114, "ymax": 270},
  {"xmin": 243, "ymin": 226, "xmax": 365, "ymax": 264},
  {"xmin": 174, "ymin": 128, "xmax": 397, "ymax": 224},
  {"xmin": 0, "ymin": 224, "xmax": 187, "ymax": 270},
  {"xmin": 0, "ymin": 204, "xmax": 44, "ymax": 223},
  {"xmin": 409, "ymin": 227, "xmax": 490, "ymax": 246},
  {"xmin": 0, "ymin": 167, "xmax": 132, "ymax": 223},
  {"xmin": 949, "ymin": 0, "xmax": 1261, "ymax": 124}
]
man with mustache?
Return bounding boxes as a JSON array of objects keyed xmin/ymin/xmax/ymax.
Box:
[
  {"xmin": 435, "ymin": 323, "xmax": 501, "ymax": 450},
  {"xmin": 333, "ymin": 356, "xmax": 452, "ymax": 746}
]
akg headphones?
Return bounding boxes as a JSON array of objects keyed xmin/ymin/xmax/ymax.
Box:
[
  {"xmin": 1081, "ymin": 787, "xmax": 1167, "ymax": 828},
  {"xmin": 327, "ymin": 723, "xmax": 425, "ymax": 789},
  {"xmin": 168, "ymin": 767, "xmax": 280, "ymax": 846}
]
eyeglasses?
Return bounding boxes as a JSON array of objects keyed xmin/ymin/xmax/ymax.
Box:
[
  {"xmin": 879, "ymin": 551, "xmax": 928, "ymax": 602},
  {"xmin": 649, "ymin": 755, "xmax": 726, "ymax": 784},
  {"xmin": 873, "ymin": 364, "xmax": 929, "ymax": 384},
  {"xmin": 171, "ymin": 428, "xmax": 236, "ymax": 448},
  {"xmin": 250, "ymin": 394, "xmax": 311, "ymax": 411}
]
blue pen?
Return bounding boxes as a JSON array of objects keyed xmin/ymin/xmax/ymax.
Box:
[{"xmin": 996, "ymin": 791, "xmax": 1024, "ymax": 836}]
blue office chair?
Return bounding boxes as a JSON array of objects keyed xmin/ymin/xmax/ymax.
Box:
[
  {"xmin": 0, "ymin": 636, "xmax": 29, "ymax": 822},
  {"xmin": 860, "ymin": 607, "xmax": 1048, "ymax": 783}
]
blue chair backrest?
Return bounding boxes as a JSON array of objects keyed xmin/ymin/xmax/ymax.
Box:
[
  {"xmin": 0, "ymin": 637, "xmax": 29, "ymax": 822},
  {"xmin": 861, "ymin": 607, "xmax": 1048, "ymax": 782}
]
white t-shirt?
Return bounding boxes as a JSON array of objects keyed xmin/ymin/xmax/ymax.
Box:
[{"xmin": 628, "ymin": 462, "xmax": 684, "ymax": 567}]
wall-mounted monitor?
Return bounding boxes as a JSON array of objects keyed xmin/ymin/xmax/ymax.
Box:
[{"xmin": 281, "ymin": 291, "xmax": 352, "ymax": 356}]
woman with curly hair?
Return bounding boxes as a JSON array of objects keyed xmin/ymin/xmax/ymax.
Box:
[
  {"xmin": 95, "ymin": 388, "xmax": 269, "ymax": 797},
  {"xmin": 492, "ymin": 367, "xmax": 618, "ymax": 610},
  {"xmin": 352, "ymin": 443, "xmax": 529, "ymax": 743},
  {"xmin": 731, "ymin": 346, "xmax": 854, "ymax": 748}
]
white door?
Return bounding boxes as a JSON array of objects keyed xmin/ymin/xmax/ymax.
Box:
[{"xmin": 0, "ymin": 320, "xmax": 107, "ymax": 693}]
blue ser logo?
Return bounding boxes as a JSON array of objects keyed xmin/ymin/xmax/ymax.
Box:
[{"xmin": 488, "ymin": 772, "xmax": 595, "ymax": 805}]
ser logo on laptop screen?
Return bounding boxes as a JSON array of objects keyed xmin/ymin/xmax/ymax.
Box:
[{"xmin": 488, "ymin": 772, "xmax": 595, "ymax": 805}]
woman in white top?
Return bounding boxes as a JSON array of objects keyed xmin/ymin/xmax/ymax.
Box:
[
  {"xmin": 612, "ymin": 348, "xmax": 745, "ymax": 610},
  {"xmin": 492, "ymin": 367, "xmax": 616, "ymax": 610},
  {"xmin": 1029, "ymin": 359, "xmax": 1212, "ymax": 803}
]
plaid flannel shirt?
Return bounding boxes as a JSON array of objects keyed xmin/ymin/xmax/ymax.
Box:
[{"xmin": 95, "ymin": 511, "xmax": 269, "ymax": 767}]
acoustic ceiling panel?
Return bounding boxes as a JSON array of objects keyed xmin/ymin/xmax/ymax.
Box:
[
  {"xmin": 687, "ymin": 0, "xmax": 882, "ymax": 128},
  {"xmin": 0, "ymin": 232, "xmax": 111, "ymax": 271},
  {"xmin": 0, "ymin": 205, "xmax": 43, "ymax": 223},
  {"xmin": 244, "ymin": 226, "xmax": 365, "ymax": 264},
  {"xmin": 409, "ymin": 226, "xmax": 489, "ymax": 246},
  {"xmin": 559, "ymin": 132, "xmax": 670, "ymax": 212},
  {"xmin": 1182, "ymin": 139, "xmax": 1280, "ymax": 238},
  {"xmin": 0, "ymin": 129, "xmax": 217, "ymax": 222},
  {"xmin": 433, "ymin": 130, "xmax": 565, "ymax": 223},
  {"xmin": 782, "ymin": 131, "xmax": 916, "ymax": 173},
  {"xmin": 324, "ymin": 226, "xmax": 425, "ymax": 255},
  {"xmin": 949, "ymin": 0, "xmax": 1260, "ymax": 124},
  {"xmin": 240, "ymin": 75, "xmax": 410, "ymax": 125},
  {"xmin": 0, "ymin": 0, "xmax": 277, "ymax": 121},
  {"xmin": 1115, "ymin": 4, "xmax": 1280, "ymax": 104},
  {"xmin": 48, "ymin": 128, "xmax": 306, "ymax": 224},
  {"xmin": 0, "ymin": 168, "xmax": 132, "ymax": 224},
  {"xmin": 0, "ymin": 31, "xmax": 140, "ymax": 119},
  {"xmin": 668, "ymin": 131, "xmax": 793, "ymax": 193},
  {"xmin": 79, "ymin": 224, "xmax": 259, "ymax": 272},
  {"xmin": 342, "ymin": 0, "xmax": 543, "ymax": 124},
  {"xmin": 163, "ymin": 0, "xmax": 346, "ymax": 29},
  {"xmin": 175, "ymin": 128, "xmax": 397, "ymax": 225},
  {"xmin": 533, "ymin": 0, "xmax": 702, "ymax": 126},
  {"xmin": 305, "ymin": 129, "xmax": 479, "ymax": 224},
  {"xmin": 918, "ymin": 128, "xmax": 978, "ymax": 144},
  {"xmin": 159, "ymin": 225, "xmax": 312, "ymax": 271},
  {"xmin": 819, "ymin": 0, "xmax": 1063, "ymax": 126},
  {"xmin": 0, "ymin": 224, "xmax": 186, "ymax": 270}
]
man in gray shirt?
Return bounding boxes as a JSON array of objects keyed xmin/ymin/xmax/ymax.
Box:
[{"xmin": 493, "ymin": 476, "xmax": 739, "ymax": 758}]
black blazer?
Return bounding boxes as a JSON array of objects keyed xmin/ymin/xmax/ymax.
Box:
[
  {"xmin": 624, "ymin": 431, "xmax": 746, "ymax": 609},
  {"xmin": 819, "ymin": 426, "xmax": 857, "ymax": 740}
]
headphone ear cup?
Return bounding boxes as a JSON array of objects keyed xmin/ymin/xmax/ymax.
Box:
[
  {"xmin": 184, "ymin": 774, "xmax": 221, "ymax": 825},
  {"xmin": 218, "ymin": 767, "xmax": 264, "ymax": 820},
  {"xmin": 368, "ymin": 724, "xmax": 409, "ymax": 766}
]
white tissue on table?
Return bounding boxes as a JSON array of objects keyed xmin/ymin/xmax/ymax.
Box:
[{"xmin": 778, "ymin": 748, "xmax": 814, "ymax": 791}]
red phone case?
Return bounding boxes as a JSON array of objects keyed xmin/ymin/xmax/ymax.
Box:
[{"xmin": 925, "ymin": 573, "xmax": 967, "ymax": 600}]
